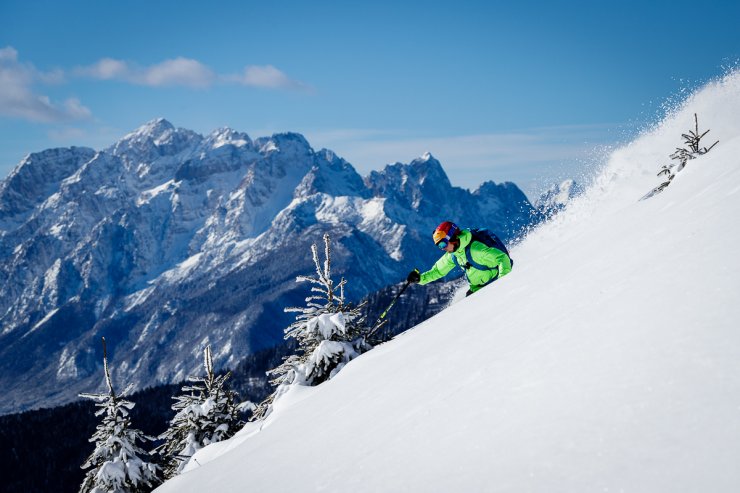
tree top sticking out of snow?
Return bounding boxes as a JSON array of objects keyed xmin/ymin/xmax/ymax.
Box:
[{"xmin": 79, "ymin": 337, "xmax": 160, "ymax": 493}]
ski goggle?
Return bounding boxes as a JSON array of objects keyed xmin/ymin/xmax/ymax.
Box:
[{"xmin": 436, "ymin": 238, "xmax": 450, "ymax": 250}]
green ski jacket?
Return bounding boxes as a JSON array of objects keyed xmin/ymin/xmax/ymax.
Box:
[{"xmin": 419, "ymin": 229, "xmax": 512, "ymax": 292}]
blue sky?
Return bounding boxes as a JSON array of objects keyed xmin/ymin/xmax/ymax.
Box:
[{"xmin": 1, "ymin": 0, "xmax": 739, "ymax": 198}]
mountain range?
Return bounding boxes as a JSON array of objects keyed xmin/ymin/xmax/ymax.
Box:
[
  {"xmin": 0, "ymin": 119, "xmax": 537, "ymax": 414},
  {"xmin": 535, "ymin": 178, "xmax": 584, "ymax": 217}
]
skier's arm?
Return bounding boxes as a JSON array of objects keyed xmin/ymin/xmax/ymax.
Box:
[{"xmin": 419, "ymin": 254, "xmax": 456, "ymax": 285}]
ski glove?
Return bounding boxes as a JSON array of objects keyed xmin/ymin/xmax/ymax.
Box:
[{"xmin": 407, "ymin": 269, "xmax": 421, "ymax": 284}]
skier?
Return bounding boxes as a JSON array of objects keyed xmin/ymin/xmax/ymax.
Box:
[{"xmin": 406, "ymin": 221, "xmax": 512, "ymax": 296}]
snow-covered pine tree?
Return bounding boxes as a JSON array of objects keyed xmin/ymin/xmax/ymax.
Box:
[
  {"xmin": 641, "ymin": 113, "xmax": 719, "ymax": 200},
  {"xmin": 251, "ymin": 233, "xmax": 371, "ymax": 420},
  {"xmin": 156, "ymin": 345, "xmax": 242, "ymax": 479},
  {"xmin": 79, "ymin": 338, "xmax": 160, "ymax": 493}
]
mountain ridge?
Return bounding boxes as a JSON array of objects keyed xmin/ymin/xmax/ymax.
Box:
[{"xmin": 0, "ymin": 119, "xmax": 536, "ymax": 414}]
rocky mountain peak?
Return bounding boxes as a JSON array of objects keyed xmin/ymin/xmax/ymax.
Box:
[
  {"xmin": 408, "ymin": 152, "xmax": 450, "ymax": 187},
  {"xmin": 206, "ymin": 127, "xmax": 253, "ymax": 149},
  {"xmin": 536, "ymin": 179, "xmax": 584, "ymax": 216},
  {"xmin": 294, "ymin": 149, "xmax": 369, "ymax": 198},
  {"xmin": 365, "ymin": 153, "xmax": 453, "ymax": 213},
  {"xmin": 111, "ymin": 118, "xmax": 200, "ymax": 152},
  {"xmin": 255, "ymin": 132, "xmax": 312, "ymax": 156},
  {"xmin": 129, "ymin": 117, "xmax": 176, "ymax": 141}
]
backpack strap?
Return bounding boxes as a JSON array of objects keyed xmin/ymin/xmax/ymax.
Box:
[
  {"xmin": 451, "ymin": 242, "xmax": 500, "ymax": 288},
  {"xmin": 463, "ymin": 242, "xmax": 497, "ymax": 271},
  {"xmin": 451, "ymin": 253, "xmax": 462, "ymax": 270}
]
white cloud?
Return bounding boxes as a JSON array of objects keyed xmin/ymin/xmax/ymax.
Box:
[
  {"xmin": 77, "ymin": 58, "xmax": 129, "ymax": 80},
  {"xmin": 140, "ymin": 58, "xmax": 215, "ymax": 88},
  {"xmin": 61, "ymin": 98, "xmax": 92, "ymax": 119},
  {"xmin": 0, "ymin": 46, "xmax": 91, "ymax": 123},
  {"xmin": 76, "ymin": 57, "xmax": 215, "ymax": 88},
  {"xmin": 37, "ymin": 68, "xmax": 65, "ymax": 85},
  {"xmin": 77, "ymin": 58, "xmax": 308, "ymax": 92},
  {"xmin": 0, "ymin": 46, "xmax": 19, "ymax": 62},
  {"xmin": 230, "ymin": 64, "xmax": 310, "ymax": 91}
]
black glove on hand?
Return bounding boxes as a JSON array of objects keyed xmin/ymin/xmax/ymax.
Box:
[{"xmin": 407, "ymin": 269, "xmax": 421, "ymax": 284}]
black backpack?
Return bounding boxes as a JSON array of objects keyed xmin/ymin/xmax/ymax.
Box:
[{"xmin": 471, "ymin": 228, "xmax": 510, "ymax": 256}]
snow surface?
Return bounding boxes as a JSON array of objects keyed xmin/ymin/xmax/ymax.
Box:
[{"xmin": 156, "ymin": 72, "xmax": 740, "ymax": 492}]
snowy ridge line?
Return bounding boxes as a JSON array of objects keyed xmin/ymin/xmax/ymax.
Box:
[{"xmin": 0, "ymin": 115, "xmax": 536, "ymax": 415}]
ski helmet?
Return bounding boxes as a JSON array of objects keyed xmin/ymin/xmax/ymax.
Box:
[{"xmin": 432, "ymin": 221, "xmax": 459, "ymax": 249}]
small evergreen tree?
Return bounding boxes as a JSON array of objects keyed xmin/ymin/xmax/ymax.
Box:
[
  {"xmin": 641, "ymin": 113, "xmax": 719, "ymax": 200},
  {"xmin": 79, "ymin": 338, "xmax": 160, "ymax": 493},
  {"xmin": 156, "ymin": 345, "xmax": 242, "ymax": 479},
  {"xmin": 252, "ymin": 233, "xmax": 371, "ymax": 420}
]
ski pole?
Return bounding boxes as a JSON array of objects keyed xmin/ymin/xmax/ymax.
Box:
[{"xmin": 367, "ymin": 280, "xmax": 411, "ymax": 340}]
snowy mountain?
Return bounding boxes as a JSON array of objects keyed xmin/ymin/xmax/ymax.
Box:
[
  {"xmin": 0, "ymin": 123, "xmax": 535, "ymax": 414},
  {"xmin": 155, "ymin": 71, "xmax": 740, "ymax": 492},
  {"xmin": 535, "ymin": 178, "xmax": 584, "ymax": 217}
]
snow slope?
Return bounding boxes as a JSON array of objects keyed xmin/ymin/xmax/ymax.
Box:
[{"xmin": 156, "ymin": 71, "xmax": 740, "ymax": 492}]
